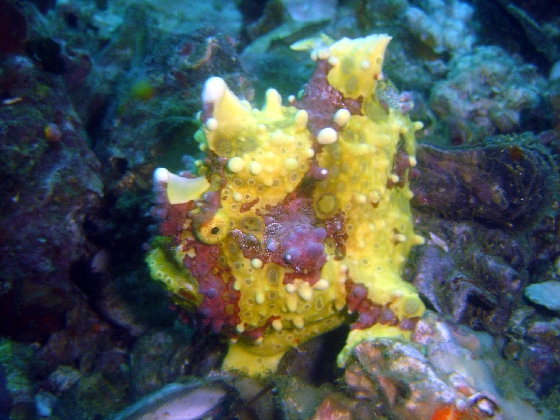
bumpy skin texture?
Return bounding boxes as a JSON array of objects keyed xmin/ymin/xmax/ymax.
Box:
[{"xmin": 147, "ymin": 34, "xmax": 425, "ymax": 376}]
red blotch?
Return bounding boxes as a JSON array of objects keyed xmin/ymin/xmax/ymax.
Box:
[
  {"xmin": 157, "ymin": 202, "xmax": 194, "ymax": 239},
  {"xmin": 183, "ymin": 240, "xmax": 241, "ymax": 334},
  {"xmin": 295, "ymin": 59, "xmax": 362, "ymax": 138},
  {"xmin": 387, "ymin": 149, "xmax": 412, "ymax": 189}
]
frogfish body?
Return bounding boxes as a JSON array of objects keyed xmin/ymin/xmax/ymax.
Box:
[{"xmin": 147, "ymin": 34, "xmax": 425, "ymax": 376}]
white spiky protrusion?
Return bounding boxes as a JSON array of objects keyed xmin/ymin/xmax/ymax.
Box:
[
  {"xmin": 333, "ymin": 109, "xmax": 351, "ymax": 127},
  {"xmin": 317, "ymin": 127, "xmax": 338, "ymax": 144},
  {"xmin": 154, "ymin": 167, "xmax": 170, "ymax": 184},
  {"xmin": 294, "ymin": 109, "xmax": 309, "ymax": 128},
  {"xmin": 202, "ymin": 77, "xmax": 227, "ymax": 105},
  {"xmin": 153, "ymin": 167, "xmax": 209, "ymax": 205},
  {"xmin": 227, "ymin": 157, "xmax": 245, "ymax": 173}
]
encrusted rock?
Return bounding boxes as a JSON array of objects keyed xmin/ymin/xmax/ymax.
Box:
[{"xmin": 411, "ymin": 141, "xmax": 555, "ymax": 230}]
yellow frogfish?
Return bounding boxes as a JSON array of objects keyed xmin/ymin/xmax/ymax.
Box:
[{"xmin": 146, "ymin": 34, "xmax": 426, "ymax": 376}]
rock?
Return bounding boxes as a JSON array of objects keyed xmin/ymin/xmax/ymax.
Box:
[
  {"xmin": 0, "ymin": 51, "xmax": 103, "ymax": 342},
  {"xmin": 338, "ymin": 313, "xmax": 544, "ymax": 419},
  {"xmin": 410, "ymin": 215, "xmax": 530, "ymax": 334},
  {"xmin": 525, "ymin": 281, "xmax": 560, "ymax": 311},
  {"xmin": 411, "ymin": 141, "xmax": 554, "ymax": 230}
]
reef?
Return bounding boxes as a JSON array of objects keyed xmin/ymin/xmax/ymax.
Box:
[
  {"xmin": 147, "ymin": 34, "xmax": 426, "ymax": 376},
  {"xmin": 0, "ymin": 51, "xmax": 104, "ymax": 342},
  {"xmin": 3, "ymin": 0, "xmax": 560, "ymax": 417}
]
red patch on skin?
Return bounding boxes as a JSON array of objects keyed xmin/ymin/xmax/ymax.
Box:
[
  {"xmin": 345, "ymin": 280, "xmax": 418, "ymax": 331},
  {"xmin": 232, "ymin": 192, "xmax": 329, "ymax": 279},
  {"xmin": 283, "ymin": 270, "xmax": 321, "ymax": 286},
  {"xmin": 398, "ymin": 317, "xmax": 420, "ymax": 331},
  {"xmin": 169, "ymin": 191, "xmax": 242, "ymax": 334},
  {"xmin": 387, "ymin": 149, "xmax": 412, "ymax": 189},
  {"xmin": 241, "ymin": 316, "xmax": 279, "ymax": 341},
  {"xmin": 157, "ymin": 202, "xmax": 194, "ymax": 239},
  {"xmin": 182, "ymin": 239, "xmax": 240, "ymax": 334},
  {"xmin": 345, "ymin": 280, "xmax": 399, "ymax": 330},
  {"xmin": 260, "ymin": 195, "xmax": 327, "ymax": 273},
  {"xmin": 240, "ymin": 197, "xmax": 259, "ymax": 213},
  {"xmin": 295, "ymin": 59, "xmax": 362, "ymax": 137}
]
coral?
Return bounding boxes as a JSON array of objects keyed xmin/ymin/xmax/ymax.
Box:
[
  {"xmin": 504, "ymin": 316, "xmax": 560, "ymax": 397},
  {"xmin": 142, "ymin": 0, "xmax": 242, "ymax": 36},
  {"xmin": 130, "ymin": 330, "xmax": 191, "ymax": 396},
  {"xmin": 524, "ymin": 333, "xmax": 560, "ymax": 396},
  {"xmin": 429, "ymin": 46, "xmax": 547, "ymax": 144},
  {"xmin": 358, "ymin": 0, "xmax": 475, "ymax": 56},
  {"xmin": 408, "ymin": 137, "xmax": 556, "ymax": 334},
  {"xmin": 147, "ymin": 34, "xmax": 425, "ymax": 376},
  {"xmin": 403, "ymin": 0, "xmax": 476, "ymax": 55},
  {"xmin": 25, "ymin": 37, "xmax": 66, "ymax": 75},
  {"xmin": 345, "ymin": 0, "xmax": 479, "ymax": 97},
  {"xmin": 275, "ymin": 375, "xmax": 333, "ymax": 419}
]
